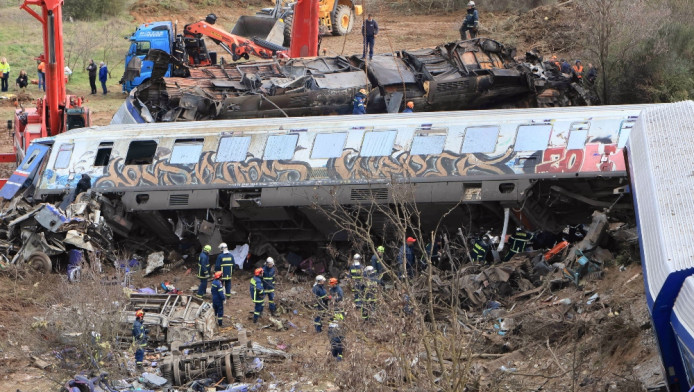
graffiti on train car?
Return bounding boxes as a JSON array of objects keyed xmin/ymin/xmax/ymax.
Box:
[{"xmin": 535, "ymin": 144, "xmax": 624, "ymax": 174}]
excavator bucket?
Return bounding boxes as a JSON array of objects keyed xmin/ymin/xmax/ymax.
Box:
[{"xmin": 231, "ymin": 16, "xmax": 285, "ymax": 48}]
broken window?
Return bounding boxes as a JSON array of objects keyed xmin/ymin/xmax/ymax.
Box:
[
  {"xmin": 618, "ymin": 120, "xmax": 636, "ymax": 149},
  {"xmin": 170, "ymin": 138, "xmax": 204, "ymax": 165},
  {"xmin": 217, "ymin": 136, "xmax": 251, "ymax": 162},
  {"xmin": 20, "ymin": 148, "xmax": 41, "ymax": 171},
  {"xmin": 311, "ymin": 133, "xmax": 347, "ymax": 159},
  {"xmin": 264, "ymin": 134, "xmax": 298, "ymax": 160},
  {"xmin": 54, "ymin": 144, "xmax": 74, "ymax": 169},
  {"xmin": 125, "ymin": 140, "xmax": 158, "ymax": 165},
  {"xmin": 514, "ymin": 125, "xmax": 553, "ymax": 151},
  {"xmin": 567, "ymin": 130, "xmax": 588, "ymax": 150},
  {"xmin": 360, "ymin": 130, "xmax": 396, "ymax": 157},
  {"xmin": 461, "ymin": 126, "xmax": 499, "ymax": 153},
  {"xmin": 94, "ymin": 142, "xmax": 113, "ymax": 166},
  {"xmin": 410, "ymin": 135, "xmax": 446, "ymax": 155},
  {"xmin": 135, "ymin": 41, "xmax": 151, "ymax": 56}
]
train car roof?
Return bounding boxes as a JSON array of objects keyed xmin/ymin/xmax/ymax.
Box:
[{"xmin": 60, "ymin": 104, "xmax": 652, "ymax": 140}]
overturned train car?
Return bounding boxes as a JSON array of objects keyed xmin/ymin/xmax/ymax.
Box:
[
  {"xmin": 113, "ymin": 38, "xmax": 593, "ymax": 124},
  {"xmin": 11, "ymin": 105, "xmax": 642, "ymax": 248}
]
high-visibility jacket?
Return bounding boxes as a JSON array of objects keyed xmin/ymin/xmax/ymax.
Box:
[
  {"xmin": 0, "ymin": 61, "xmax": 10, "ymax": 74},
  {"xmin": 197, "ymin": 251, "xmax": 210, "ymax": 279},
  {"xmin": 215, "ymin": 252, "xmax": 234, "ymax": 279},
  {"xmin": 262, "ymin": 266, "xmax": 276, "ymax": 292},
  {"xmin": 572, "ymin": 64, "xmax": 583, "ymax": 78},
  {"xmin": 250, "ymin": 276, "xmax": 264, "ymax": 303}
]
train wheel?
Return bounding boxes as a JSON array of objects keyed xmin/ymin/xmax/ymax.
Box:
[{"xmin": 26, "ymin": 252, "xmax": 52, "ymax": 274}]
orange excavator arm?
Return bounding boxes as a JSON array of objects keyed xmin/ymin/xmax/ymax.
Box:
[{"xmin": 184, "ymin": 16, "xmax": 288, "ymax": 62}]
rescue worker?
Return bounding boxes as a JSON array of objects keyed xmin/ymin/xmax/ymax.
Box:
[
  {"xmin": 572, "ymin": 60, "xmax": 584, "ymax": 82},
  {"xmin": 215, "ymin": 243, "xmax": 234, "ymax": 299},
  {"xmin": 250, "ymin": 268, "xmax": 265, "ymax": 323},
  {"xmin": 361, "ymin": 14, "xmax": 379, "ymax": 60},
  {"xmin": 328, "ymin": 322, "xmax": 344, "ymax": 361},
  {"xmin": 329, "ymin": 277, "xmax": 344, "ymax": 319},
  {"xmin": 352, "ymin": 88, "xmax": 367, "ymax": 114},
  {"xmin": 504, "ymin": 227, "xmax": 534, "ymax": 261},
  {"xmin": 362, "ymin": 266, "xmax": 379, "ymax": 320},
  {"xmin": 397, "ymin": 237, "xmax": 416, "ymax": 278},
  {"xmin": 550, "ymin": 55, "xmax": 560, "ymax": 69},
  {"xmin": 402, "ymin": 101, "xmax": 414, "ymax": 113},
  {"xmin": 196, "ymin": 245, "xmax": 212, "ymax": 298},
  {"xmin": 560, "ymin": 59, "xmax": 572, "ymax": 74},
  {"xmin": 132, "ymin": 309, "xmax": 147, "ymax": 369},
  {"xmin": 263, "ymin": 257, "xmax": 277, "ymax": 316},
  {"xmin": 211, "ymin": 271, "xmax": 226, "ymax": 326},
  {"xmin": 586, "ymin": 63, "xmax": 598, "ymax": 84},
  {"xmin": 349, "ymin": 254, "xmax": 365, "ymax": 310},
  {"xmin": 370, "ymin": 246, "xmax": 385, "ymax": 284},
  {"xmin": 459, "ymin": 1, "xmax": 480, "ymax": 40},
  {"xmin": 313, "ymin": 275, "xmax": 329, "ymax": 332},
  {"xmin": 470, "ymin": 235, "xmax": 491, "ymax": 264}
]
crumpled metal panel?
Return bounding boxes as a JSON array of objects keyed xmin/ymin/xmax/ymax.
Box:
[
  {"xmin": 366, "ymin": 56, "xmax": 416, "ymax": 86},
  {"xmin": 313, "ymin": 71, "xmax": 367, "ymax": 89}
]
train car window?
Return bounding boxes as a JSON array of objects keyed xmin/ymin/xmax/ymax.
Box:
[
  {"xmin": 20, "ymin": 149, "xmax": 41, "ymax": 171},
  {"xmin": 461, "ymin": 126, "xmax": 499, "ymax": 153},
  {"xmin": 410, "ymin": 135, "xmax": 446, "ymax": 155},
  {"xmin": 54, "ymin": 144, "xmax": 74, "ymax": 169},
  {"xmin": 264, "ymin": 134, "xmax": 299, "ymax": 160},
  {"xmin": 217, "ymin": 136, "xmax": 251, "ymax": 162},
  {"xmin": 514, "ymin": 125, "xmax": 553, "ymax": 151},
  {"xmin": 170, "ymin": 138, "xmax": 204, "ymax": 165},
  {"xmin": 360, "ymin": 130, "xmax": 396, "ymax": 157},
  {"xmin": 311, "ymin": 133, "xmax": 347, "ymax": 159},
  {"xmin": 618, "ymin": 119, "xmax": 636, "ymax": 149},
  {"xmin": 567, "ymin": 130, "xmax": 588, "ymax": 150},
  {"xmin": 125, "ymin": 140, "xmax": 158, "ymax": 165},
  {"xmin": 94, "ymin": 142, "xmax": 113, "ymax": 166}
]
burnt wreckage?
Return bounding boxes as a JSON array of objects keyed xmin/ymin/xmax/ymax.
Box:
[{"xmin": 117, "ymin": 38, "xmax": 593, "ymax": 123}]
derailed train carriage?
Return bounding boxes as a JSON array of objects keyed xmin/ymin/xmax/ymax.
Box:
[
  {"xmin": 7, "ymin": 104, "xmax": 642, "ymax": 252},
  {"xmin": 114, "ymin": 38, "xmax": 594, "ymax": 124}
]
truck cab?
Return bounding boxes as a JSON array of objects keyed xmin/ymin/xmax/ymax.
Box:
[{"xmin": 124, "ymin": 21, "xmax": 173, "ymax": 92}]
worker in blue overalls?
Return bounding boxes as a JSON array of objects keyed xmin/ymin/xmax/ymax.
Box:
[
  {"xmin": 504, "ymin": 227, "xmax": 534, "ymax": 261},
  {"xmin": 211, "ymin": 271, "xmax": 226, "ymax": 326},
  {"xmin": 132, "ymin": 309, "xmax": 147, "ymax": 369},
  {"xmin": 196, "ymin": 245, "xmax": 212, "ymax": 298},
  {"xmin": 313, "ymin": 275, "xmax": 329, "ymax": 332},
  {"xmin": 215, "ymin": 242, "xmax": 234, "ymax": 299},
  {"xmin": 263, "ymin": 257, "xmax": 278, "ymax": 316},
  {"xmin": 349, "ymin": 254, "xmax": 365, "ymax": 312},
  {"xmin": 250, "ymin": 268, "xmax": 265, "ymax": 323},
  {"xmin": 362, "ymin": 266, "xmax": 379, "ymax": 320}
]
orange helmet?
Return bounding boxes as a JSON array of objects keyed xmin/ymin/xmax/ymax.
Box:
[
  {"xmin": 135, "ymin": 309, "xmax": 144, "ymax": 319},
  {"xmin": 329, "ymin": 277, "xmax": 338, "ymax": 286},
  {"xmin": 406, "ymin": 101, "xmax": 414, "ymax": 109},
  {"xmin": 254, "ymin": 268, "xmax": 264, "ymax": 276},
  {"xmin": 214, "ymin": 271, "xmax": 223, "ymax": 279}
]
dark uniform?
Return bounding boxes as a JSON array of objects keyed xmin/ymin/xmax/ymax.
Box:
[
  {"xmin": 215, "ymin": 252, "xmax": 234, "ymax": 298},
  {"xmin": 250, "ymin": 275, "xmax": 264, "ymax": 323},
  {"xmin": 196, "ymin": 250, "xmax": 210, "ymax": 298},
  {"xmin": 132, "ymin": 318, "xmax": 147, "ymax": 367},
  {"xmin": 313, "ymin": 282, "xmax": 329, "ymax": 332},
  {"xmin": 328, "ymin": 323, "xmax": 344, "ymax": 361},
  {"xmin": 370, "ymin": 253, "xmax": 384, "ymax": 283},
  {"xmin": 362, "ymin": 272, "xmax": 379, "ymax": 320},
  {"xmin": 471, "ymin": 238, "xmax": 491, "ymax": 264},
  {"xmin": 330, "ymin": 284, "xmax": 344, "ymax": 319},
  {"xmin": 352, "ymin": 92, "xmax": 366, "ymax": 114},
  {"xmin": 263, "ymin": 265, "xmax": 277, "ymax": 315},
  {"xmin": 349, "ymin": 263, "xmax": 364, "ymax": 309},
  {"xmin": 460, "ymin": 7, "xmax": 479, "ymax": 39},
  {"xmin": 397, "ymin": 244, "xmax": 415, "ymax": 278},
  {"xmin": 361, "ymin": 17, "xmax": 379, "ymax": 60},
  {"xmin": 211, "ymin": 277, "xmax": 226, "ymax": 326},
  {"xmin": 504, "ymin": 229, "xmax": 534, "ymax": 261}
]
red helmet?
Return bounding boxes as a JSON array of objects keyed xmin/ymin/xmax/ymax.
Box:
[
  {"xmin": 329, "ymin": 278, "xmax": 338, "ymax": 286},
  {"xmin": 254, "ymin": 268, "xmax": 264, "ymax": 276},
  {"xmin": 214, "ymin": 271, "xmax": 223, "ymax": 279},
  {"xmin": 135, "ymin": 309, "xmax": 144, "ymax": 319}
]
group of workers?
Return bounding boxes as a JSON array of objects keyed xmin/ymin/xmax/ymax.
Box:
[
  {"xmin": 470, "ymin": 227, "xmax": 535, "ymax": 264},
  {"xmin": 549, "ymin": 56, "xmax": 598, "ymax": 84},
  {"xmin": 352, "ymin": 88, "xmax": 415, "ymax": 115}
]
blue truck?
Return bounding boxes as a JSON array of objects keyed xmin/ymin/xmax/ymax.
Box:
[{"xmin": 123, "ymin": 21, "xmax": 175, "ymax": 92}]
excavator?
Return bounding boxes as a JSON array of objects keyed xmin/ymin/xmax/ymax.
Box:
[{"xmin": 0, "ymin": 0, "xmax": 90, "ymax": 190}]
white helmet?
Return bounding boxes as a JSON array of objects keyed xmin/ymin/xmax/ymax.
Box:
[
  {"xmin": 468, "ymin": 1, "xmax": 475, "ymax": 6},
  {"xmin": 328, "ymin": 322, "xmax": 338, "ymax": 329},
  {"xmin": 218, "ymin": 242, "xmax": 228, "ymax": 250},
  {"xmin": 266, "ymin": 257, "xmax": 275, "ymax": 266},
  {"xmin": 364, "ymin": 266, "xmax": 375, "ymax": 274},
  {"xmin": 316, "ymin": 275, "xmax": 326, "ymax": 283},
  {"xmin": 353, "ymin": 253, "xmax": 362, "ymax": 261}
]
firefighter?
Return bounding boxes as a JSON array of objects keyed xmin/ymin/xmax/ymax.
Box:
[
  {"xmin": 349, "ymin": 254, "xmax": 365, "ymax": 310},
  {"xmin": 470, "ymin": 235, "xmax": 491, "ymax": 264},
  {"xmin": 459, "ymin": 1, "xmax": 480, "ymax": 40},
  {"xmin": 132, "ymin": 309, "xmax": 147, "ymax": 369},
  {"xmin": 362, "ymin": 266, "xmax": 379, "ymax": 320},
  {"xmin": 196, "ymin": 245, "xmax": 212, "ymax": 298},
  {"xmin": 402, "ymin": 101, "xmax": 414, "ymax": 113},
  {"xmin": 371, "ymin": 246, "xmax": 385, "ymax": 284},
  {"xmin": 329, "ymin": 277, "xmax": 344, "ymax": 319},
  {"xmin": 352, "ymin": 88, "xmax": 367, "ymax": 114},
  {"xmin": 211, "ymin": 271, "xmax": 225, "ymax": 326},
  {"xmin": 313, "ymin": 275, "xmax": 329, "ymax": 332},
  {"xmin": 215, "ymin": 242, "xmax": 234, "ymax": 299},
  {"xmin": 263, "ymin": 257, "xmax": 277, "ymax": 316},
  {"xmin": 250, "ymin": 268, "xmax": 265, "ymax": 323},
  {"xmin": 328, "ymin": 322, "xmax": 344, "ymax": 361},
  {"xmin": 504, "ymin": 227, "xmax": 534, "ymax": 261}
]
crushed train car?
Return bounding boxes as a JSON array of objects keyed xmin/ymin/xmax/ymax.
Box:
[{"xmin": 113, "ymin": 38, "xmax": 594, "ymax": 124}]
